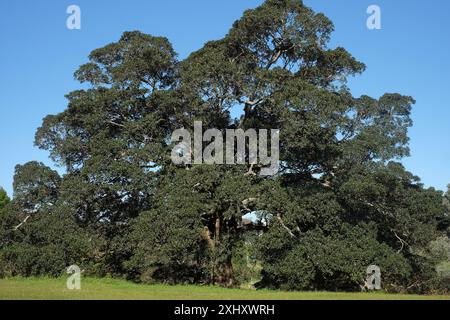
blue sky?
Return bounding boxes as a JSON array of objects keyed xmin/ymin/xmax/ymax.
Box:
[{"xmin": 0, "ymin": 0, "xmax": 449, "ymax": 196}]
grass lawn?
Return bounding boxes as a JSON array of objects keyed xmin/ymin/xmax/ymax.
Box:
[{"xmin": 0, "ymin": 277, "xmax": 449, "ymax": 300}]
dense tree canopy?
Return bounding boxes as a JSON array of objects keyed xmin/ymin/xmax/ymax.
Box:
[
  {"xmin": 0, "ymin": 162, "xmax": 93, "ymax": 277},
  {"xmin": 0, "ymin": 0, "xmax": 448, "ymax": 292}
]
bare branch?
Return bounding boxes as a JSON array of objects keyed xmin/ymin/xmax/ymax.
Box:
[
  {"xmin": 391, "ymin": 229, "xmax": 409, "ymax": 254},
  {"xmin": 106, "ymin": 120, "xmax": 125, "ymax": 128},
  {"xmin": 14, "ymin": 215, "xmax": 31, "ymax": 231},
  {"xmin": 277, "ymin": 213, "xmax": 296, "ymax": 238}
]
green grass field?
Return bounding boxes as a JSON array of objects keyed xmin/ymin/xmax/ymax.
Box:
[{"xmin": 0, "ymin": 277, "xmax": 449, "ymax": 300}]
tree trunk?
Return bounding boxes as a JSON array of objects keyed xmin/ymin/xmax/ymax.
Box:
[
  {"xmin": 202, "ymin": 213, "xmax": 236, "ymax": 287},
  {"xmin": 215, "ymin": 258, "xmax": 235, "ymax": 288}
]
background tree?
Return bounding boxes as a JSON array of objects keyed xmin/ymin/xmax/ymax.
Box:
[
  {"xmin": 0, "ymin": 188, "xmax": 10, "ymax": 211},
  {"xmin": 0, "ymin": 162, "xmax": 93, "ymax": 277},
  {"xmin": 12, "ymin": 161, "xmax": 60, "ymax": 215}
]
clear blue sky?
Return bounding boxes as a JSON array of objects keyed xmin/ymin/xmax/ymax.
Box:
[{"xmin": 1, "ymin": 0, "xmax": 449, "ymax": 197}]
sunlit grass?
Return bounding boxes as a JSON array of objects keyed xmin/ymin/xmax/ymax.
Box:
[{"xmin": 0, "ymin": 277, "xmax": 449, "ymax": 300}]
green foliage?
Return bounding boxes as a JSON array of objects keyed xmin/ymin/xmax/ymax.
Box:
[
  {"xmin": 125, "ymin": 169, "xmax": 209, "ymax": 283},
  {"xmin": 0, "ymin": 163, "xmax": 94, "ymax": 277},
  {"xmin": 232, "ymin": 238, "xmax": 262, "ymax": 286},
  {"xmin": 0, "ymin": 0, "xmax": 447, "ymax": 294},
  {"xmin": 258, "ymin": 223, "xmax": 414, "ymax": 291},
  {"xmin": 0, "ymin": 205, "xmax": 94, "ymax": 278},
  {"xmin": 12, "ymin": 162, "xmax": 60, "ymax": 214},
  {"xmin": 125, "ymin": 165, "xmax": 257, "ymax": 286},
  {"xmin": 0, "ymin": 188, "xmax": 10, "ymax": 211},
  {"xmin": 256, "ymin": 163, "xmax": 446, "ymax": 292}
]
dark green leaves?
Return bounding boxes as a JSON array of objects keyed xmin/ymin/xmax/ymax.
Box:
[
  {"xmin": 2, "ymin": 0, "xmax": 447, "ymax": 293},
  {"xmin": 12, "ymin": 162, "xmax": 60, "ymax": 214},
  {"xmin": 0, "ymin": 188, "xmax": 9, "ymax": 211},
  {"xmin": 75, "ymin": 31, "xmax": 177, "ymax": 90}
]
